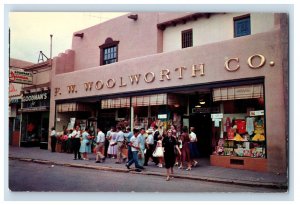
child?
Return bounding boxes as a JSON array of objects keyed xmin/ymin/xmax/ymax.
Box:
[{"xmin": 154, "ymin": 135, "xmax": 164, "ymax": 168}]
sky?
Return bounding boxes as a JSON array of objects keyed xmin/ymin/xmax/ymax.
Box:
[{"xmin": 9, "ymin": 12, "xmax": 128, "ymax": 63}]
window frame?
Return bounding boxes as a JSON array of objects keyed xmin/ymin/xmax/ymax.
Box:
[
  {"xmin": 233, "ymin": 14, "xmax": 251, "ymax": 38},
  {"xmin": 181, "ymin": 29, "xmax": 193, "ymax": 49},
  {"xmin": 99, "ymin": 38, "xmax": 119, "ymax": 66}
]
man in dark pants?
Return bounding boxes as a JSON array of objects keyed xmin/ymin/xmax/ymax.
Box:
[
  {"xmin": 125, "ymin": 127, "xmax": 133, "ymax": 162},
  {"xmin": 50, "ymin": 127, "xmax": 57, "ymax": 152},
  {"xmin": 144, "ymin": 128, "xmax": 155, "ymax": 166},
  {"xmin": 71, "ymin": 126, "xmax": 82, "ymax": 160}
]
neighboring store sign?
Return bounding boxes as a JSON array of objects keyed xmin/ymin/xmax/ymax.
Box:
[
  {"xmin": 250, "ymin": 110, "xmax": 264, "ymax": 116},
  {"xmin": 158, "ymin": 114, "xmax": 167, "ymax": 119},
  {"xmin": 22, "ymin": 92, "xmax": 48, "ymax": 102},
  {"xmin": 9, "ymin": 70, "xmax": 33, "ymax": 85}
]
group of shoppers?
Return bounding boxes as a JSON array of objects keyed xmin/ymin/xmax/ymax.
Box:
[{"xmin": 50, "ymin": 124, "xmax": 200, "ymax": 181}]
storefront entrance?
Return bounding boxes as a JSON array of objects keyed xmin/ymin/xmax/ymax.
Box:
[
  {"xmin": 189, "ymin": 114, "xmax": 212, "ymax": 158},
  {"xmin": 188, "ymin": 92, "xmax": 214, "ymax": 158}
]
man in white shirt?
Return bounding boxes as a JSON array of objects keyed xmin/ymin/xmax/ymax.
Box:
[
  {"xmin": 95, "ymin": 128, "xmax": 105, "ymax": 163},
  {"xmin": 50, "ymin": 127, "xmax": 57, "ymax": 152},
  {"xmin": 126, "ymin": 129, "xmax": 144, "ymax": 171},
  {"xmin": 144, "ymin": 128, "xmax": 155, "ymax": 166},
  {"xmin": 71, "ymin": 126, "xmax": 82, "ymax": 160},
  {"xmin": 114, "ymin": 126, "xmax": 126, "ymax": 164},
  {"xmin": 189, "ymin": 127, "xmax": 199, "ymax": 167}
]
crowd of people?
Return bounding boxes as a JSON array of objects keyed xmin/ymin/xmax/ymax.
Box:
[{"xmin": 50, "ymin": 124, "xmax": 201, "ymax": 181}]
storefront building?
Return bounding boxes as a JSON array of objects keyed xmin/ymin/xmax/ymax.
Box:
[
  {"xmin": 49, "ymin": 13, "xmax": 288, "ymax": 174},
  {"xmin": 9, "ymin": 58, "xmax": 34, "ymax": 146},
  {"xmin": 20, "ymin": 60, "xmax": 52, "ymax": 149}
]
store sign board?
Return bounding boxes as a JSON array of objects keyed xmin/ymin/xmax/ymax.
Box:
[
  {"xmin": 158, "ymin": 114, "xmax": 167, "ymax": 119},
  {"xmin": 211, "ymin": 113, "xmax": 223, "ymax": 119},
  {"xmin": 9, "ymin": 70, "xmax": 33, "ymax": 85},
  {"xmin": 22, "ymin": 92, "xmax": 48, "ymax": 102},
  {"xmin": 250, "ymin": 110, "xmax": 264, "ymax": 116}
]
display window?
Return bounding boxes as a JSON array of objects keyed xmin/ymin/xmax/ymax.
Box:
[{"xmin": 212, "ymin": 84, "xmax": 266, "ymax": 158}]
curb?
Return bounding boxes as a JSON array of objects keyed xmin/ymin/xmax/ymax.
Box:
[{"xmin": 9, "ymin": 156, "xmax": 287, "ymax": 190}]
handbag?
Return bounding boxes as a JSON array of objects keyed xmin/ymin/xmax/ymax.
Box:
[
  {"xmin": 86, "ymin": 142, "xmax": 90, "ymax": 146},
  {"xmin": 174, "ymin": 146, "xmax": 178, "ymax": 156},
  {"xmin": 138, "ymin": 151, "xmax": 143, "ymax": 159}
]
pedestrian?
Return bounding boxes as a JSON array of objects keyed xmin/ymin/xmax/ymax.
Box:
[
  {"xmin": 153, "ymin": 135, "xmax": 164, "ymax": 168},
  {"xmin": 66, "ymin": 129, "xmax": 73, "ymax": 153},
  {"xmin": 137, "ymin": 128, "xmax": 146, "ymax": 167},
  {"xmin": 125, "ymin": 127, "xmax": 133, "ymax": 163},
  {"xmin": 152, "ymin": 125, "xmax": 160, "ymax": 165},
  {"xmin": 107, "ymin": 127, "xmax": 117, "ymax": 158},
  {"xmin": 71, "ymin": 126, "xmax": 82, "ymax": 160},
  {"xmin": 170, "ymin": 125, "xmax": 180, "ymax": 166},
  {"xmin": 50, "ymin": 127, "xmax": 57, "ymax": 152},
  {"xmin": 179, "ymin": 126, "xmax": 192, "ymax": 170},
  {"xmin": 61, "ymin": 130, "xmax": 69, "ymax": 153},
  {"xmin": 162, "ymin": 129, "xmax": 181, "ymax": 181},
  {"xmin": 144, "ymin": 128, "xmax": 155, "ymax": 166},
  {"xmin": 114, "ymin": 126, "xmax": 127, "ymax": 164},
  {"xmin": 79, "ymin": 128, "xmax": 92, "ymax": 160},
  {"xmin": 125, "ymin": 128, "xmax": 144, "ymax": 171},
  {"xmin": 95, "ymin": 128, "xmax": 106, "ymax": 163},
  {"xmin": 105, "ymin": 126, "xmax": 113, "ymax": 157},
  {"xmin": 189, "ymin": 127, "xmax": 199, "ymax": 167}
]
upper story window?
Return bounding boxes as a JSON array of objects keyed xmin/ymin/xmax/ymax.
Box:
[
  {"xmin": 182, "ymin": 29, "xmax": 193, "ymax": 48},
  {"xmin": 99, "ymin": 38, "xmax": 119, "ymax": 66},
  {"xmin": 103, "ymin": 46, "xmax": 117, "ymax": 65},
  {"xmin": 234, "ymin": 14, "xmax": 251, "ymax": 38}
]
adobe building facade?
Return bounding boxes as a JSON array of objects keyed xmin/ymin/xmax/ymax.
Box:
[{"xmin": 49, "ymin": 12, "xmax": 288, "ymax": 174}]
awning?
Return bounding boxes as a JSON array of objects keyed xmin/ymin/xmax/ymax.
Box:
[
  {"xmin": 101, "ymin": 97, "xmax": 130, "ymax": 109},
  {"xmin": 57, "ymin": 103, "xmax": 92, "ymax": 112},
  {"xmin": 101, "ymin": 93, "xmax": 183, "ymax": 109},
  {"xmin": 213, "ymin": 84, "xmax": 264, "ymax": 102},
  {"xmin": 132, "ymin": 94, "xmax": 167, "ymax": 107}
]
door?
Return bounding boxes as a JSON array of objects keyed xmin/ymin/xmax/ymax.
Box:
[{"xmin": 189, "ymin": 113, "xmax": 212, "ymax": 157}]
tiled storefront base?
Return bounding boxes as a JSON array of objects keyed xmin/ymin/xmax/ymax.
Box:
[{"xmin": 210, "ymin": 155, "xmax": 267, "ymax": 172}]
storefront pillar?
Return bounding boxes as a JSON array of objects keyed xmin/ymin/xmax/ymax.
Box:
[{"xmin": 130, "ymin": 97, "xmax": 134, "ymax": 132}]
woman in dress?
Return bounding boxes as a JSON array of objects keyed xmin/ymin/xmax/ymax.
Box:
[
  {"xmin": 79, "ymin": 128, "xmax": 92, "ymax": 160},
  {"xmin": 107, "ymin": 127, "xmax": 117, "ymax": 158},
  {"xmin": 179, "ymin": 126, "xmax": 192, "ymax": 170},
  {"xmin": 189, "ymin": 127, "xmax": 200, "ymax": 167},
  {"xmin": 153, "ymin": 135, "xmax": 164, "ymax": 168},
  {"xmin": 162, "ymin": 129, "xmax": 181, "ymax": 181}
]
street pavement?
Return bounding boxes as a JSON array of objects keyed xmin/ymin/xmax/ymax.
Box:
[{"xmin": 8, "ymin": 146, "xmax": 288, "ymax": 190}]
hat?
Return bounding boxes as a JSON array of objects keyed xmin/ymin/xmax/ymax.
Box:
[{"xmin": 146, "ymin": 128, "xmax": 153, "ymax": 133}]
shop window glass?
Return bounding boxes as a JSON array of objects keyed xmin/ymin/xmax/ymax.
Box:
[{"xmin": 213, "ymin": 85, "xmax": 266, "ymax": 159}]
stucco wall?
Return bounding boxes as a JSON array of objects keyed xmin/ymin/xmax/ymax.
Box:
[
  {"xmin": 32, "ymin": 69, "xmax": 51, "ymax": 85},
  {"xmin": 163, "ymin": 13, "xmax": 275, "ymax": 52},
  {"xmin": 50, "ymin": 28, "xmax": 287, "ymax": 173},
  {"xmin": 71, "ymin": 12, "xmax": 161, "ymax": 71}
]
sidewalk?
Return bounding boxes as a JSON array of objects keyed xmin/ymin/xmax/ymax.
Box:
[{"xmin": 8, "ymin": 146, "xmax": 288, "ymax": 190}]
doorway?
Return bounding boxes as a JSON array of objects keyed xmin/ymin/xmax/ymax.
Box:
[
  {"xmin": 188, "ymin": 93, "xmax": 213, "ymax": 158},
  {"xmin": 189, "ymin": 114, "xmax": 212, "ymax": 157}
]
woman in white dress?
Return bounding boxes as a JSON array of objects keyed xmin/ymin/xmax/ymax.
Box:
[{"xmin": 107, "ymin": 127, "xmax": 117, "ymax": 158}]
